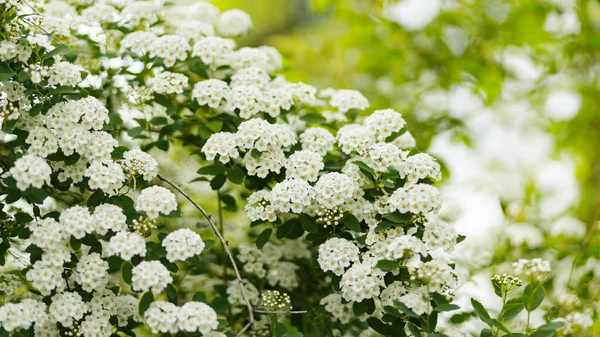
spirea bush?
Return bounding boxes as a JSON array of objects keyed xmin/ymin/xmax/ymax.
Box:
[{"xmin": 0, "ymin": 1, "xmax": 570, "ymax": 337}]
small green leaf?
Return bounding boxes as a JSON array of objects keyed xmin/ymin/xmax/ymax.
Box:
[
  {"xmin": 210, "ymin": 174, "xmax": 227, "ymax": 190},
  {"xmin": 166, "ymin": 284, "xmax": 177, "ymax": 303},
  {"xmin": 480, "ymin": 329, "xmax": 493, "ymax": 337},
  {"xmin": 122, "ymin": 262, "xmax": 133, "ymax": 284},
  {"xmin": 394, "ymin": 300, "xmax": 420, "ymax": 318},
  {"xmin": 43, "ymin": 45, "xmax": 70, "ymax": 59},
  {"xmin": 206, "ymin": 119, "xmax": 223, "ymax": 132},
  {"xmin": 192, "ymin": 292, "xmax": 206, "ymax": 302},
  {"xmin": 434, "ymin": 303, "xmax": 460, "ymax": 312},
  {"xmin": 256, "ymin": 228, "xmax": 272, "ymax": 249},
  {"xmin": 139, "ymin": 292, "xmax": 154, "ymax": 315},
  {"xmin": 341, "ymin": 213, "xmax": 361, "ymax": 232},
  {"xmin": 536, "ymin": 321, "xmax": 566, "ymax": 331},
  {"xmin": 375, "ymin": 220, "xmax": 395, "ymax": 233},
  {"xmin": 227, "ymin": 166, "xmax": 245, "ymax": 184},
  {"xmin": 299, "ymin": 214, "xmax": 318, "ymax": 233},
  {"xmin": 502, "ymin": 299, "xmax": 525, "ymax": 320},
  {"xmin": 386, "ymin": 212, "xmax": 412, "ymax": 223},
  {"xmin": 376, "ymin": 259, "xmax": 399, "ymax": 271},
  {"xmin": 198, "ymin": 164, "xmax": 227, "ymax": 175}
]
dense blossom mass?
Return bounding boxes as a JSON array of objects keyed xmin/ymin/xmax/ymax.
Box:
[{"xmin": 0, "ymin": 0, "xmax": 583, "ymax": 336}]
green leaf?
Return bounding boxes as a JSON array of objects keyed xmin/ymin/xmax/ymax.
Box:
[
  {"xmin": 434, "ymin": 303, "xmax": 460, "ymax": 312},
  {"xmin": 192, "ymin": 292, "xmax": 206, "ymax": 302},
  {"xmin": 227, "ymin": 166, "xmax": 245, "ymax": 184},
  {"xmin": 220, "ymin": 194, "xmax": 237, "ymax": 208},
  {"xmin": 480, "ymin": 329, "xmax": 493, "ymax": 337},
  {"xmin": 43, "ymin": 45, "xmax": 70, "ymax": 59},
  {"xmin": 386, "ymin": 212, "xmax": 412, "ymax": 223},
  {"xmin": 457, "ymin": 235, "xmax": 466, "ymax": 243},
  {"xmin": 522, "ymin": 284, "xmax": 545, "ymax": 311},
  {"xmin": 87, "ymin": 190, "xmax": 104, "ymax": 207},
  {"xmin": 14, "ymin": 212, "xmax": 33, "ymax": 224},
  {"xmin": 275, "ymin": 323, "xmax": 288, "ymax": 337},
  {"xmin": 299, "ymin": 214, "xmax": 318, "ymax": 233},
  {"xmin": 138, "ymin": 292, "xmax": 154, "ymax": 315},
  {"xmin": 376, "ymin": 259, "xmax": 399, "ymax": 271},
  {"xmin": 375, "ymin": 220, "xmax": 395, "ymax": 233},
  {"xmin": 352, "ymin": 161, "xmax": 376, "ymax": 182},
  {"xmin": 366, "ymin": 317, "xmax": 397, "ymax": 336},
  {"xmin": 127, "ymin": 126, "xmax": 146, "ymax": 138},
  {"xmin": 150, "ymin": 117, "xmax": 168, "ymax": 125},
  {"xmin": 341, "ymin": 213, "xmax": 361, "ymax": 232},
  {"xmin": 393, "ymin": 300, "xmax": 419, "ymax": 318},
  {"xmin": 276, "ymin": 219, "xmax": 298, "ymax": 239},
  {"xmin": 502, "ymin": 299, "xmax": 525, "ymax": 320},
  {"xmin": 281, "ymin": 332, "xmax": 303, "ymax": 337},
  {"xmin": 251, "ymin": 149, "xmax": 262, "ymax": 159},
  {"xmin": 122, "ymin": 262, "xmax": 133, "ymax": 284},
  {"xmin": 210, "ymin": 296, "xmax": 229, "ymax": 314},
  {"xmin": 353, "ymin": 298, "xmax": 376, "ymax": 316},
  {"xmin": 536, "ymin": 321, "xmax": 566, "ymax": 331},
  {"xmin": 166, "ymin": 284, "xmax": 177, "ymax": 303},
  {"xmin": 0, "ymin": 241, "xmax": 10, "ymax": 266},
  {"xmin": 210, "ymin": 174, "xmax": 227, "ymax": 190},
  {"xmin": 256, "ymin": 228, "xmax": 272, "ymax": 249},
  {"xmin": 198, "ymin": 164, "xmax": 227, "ymax": 175},
  {"xmin": 206, "ymin": 119, "xmax": 223, "ymax": 133}
]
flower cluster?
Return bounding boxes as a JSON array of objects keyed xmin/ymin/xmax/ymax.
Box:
[{"xmin": 144, "ymin": 301, "xmax": 218, "ymax": 334}]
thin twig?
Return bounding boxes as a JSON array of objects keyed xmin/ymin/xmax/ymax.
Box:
[
  {"xmin": 255, "ymin": 310, "xmax": 308, "ymax": 315},
  {"xmin": 235, "ymin": 322, "xmax": 252, "ymax": 337},
  {"xmin": 158, "ymin": 174, "xmax": 255, "ymax": 328}
]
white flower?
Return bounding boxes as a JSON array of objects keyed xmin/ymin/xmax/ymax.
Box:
[
  {"xmin": 0, "ymin": 299, "xmax": 47, "ymax": 332},
  {"xmin": 231, "ymin": 67, "xmax": 270, "ymax": 89},
  {"xmin": 365, "ymin": 143, "xmax": 405, "ymax": 172},
  {"xmin": 320, "ymin": 294, "xmax": 353, "ymax": 324},
  {"xmin": 399, "ymin": 153, "xmax": 441, "ymax": 182},
  {"xmin": 135, "ymin": 186, "xmax": 178, "ymax": 219},
  {"xmin": 227, "ymin": 279, "xmax": 260, "ymax": 306},
  {"xmin": 284, "ymin": 150, "xmax": 324, "ymax": 182},
  {"xmin": 104, "ymin": 231, "xmax": 147, "ymax": 260},
  {"xmin": 299, "ymin": 127, "xmax": 335, "ymax": 156},
  {"xmin": 47, "ymin": 61, "xmax": 83, "ymax": 87},
  {"xmin": 85, "ymin": 160, "xmax": 126, "ymax": 194},
  {"xmin": 387, "ymin": 184, "xmax": 441, "ymax": 214},
  {"xmin": 512, "ymin": 258, "xmax": 552, "ymax": 279},
  {"xmin": 245, "ymin": 190, "xmax": 277, "ymax": 222},
  {"xmin": 270, "ymin": 178, "xmax": 314, "ymax": 214},
  {"xmin": 25, "ymin": 261, "xmax": 66, "ymax": 295},
  {"xmin": 398, "ymin": 287, "xmax": 430, "ymax": 315},
  {"xmin": 216, "ymin": 9, "xmax": 253, "ymax": 37},
  {"xmin": 120, "ymin": 31, "xmax": 157, "ymax": 56},
  {"xmin": 72, "ymin": 252, "xmax": 109, "ymax": 292},
  {"xmin": 317, "ymin": 238, "xmax": 360, "ymax": 276},
  {"xmin": 340, "ymin": 262, "xmax": 383, "ymax": 302},
  {"xmin": 202, "ymin": 132, "xmax": 239, "ymax": 164},
  {"xmin": 225, "ymin": 85, "xmax": 263, "ymax": 119},
  {"xmin": 9, "ymin": 154, "xmax": 51, "ymax": 191},
  {"xmin": 121, "ymin": 1, "xmax": 161, "ymax": 27},
  {"xmin": 29, "ymin": 217, "xmax": 67, "ymax": 250},
  {"xmin": 149, "ymin": 71, "xmax": 188, "ymax": 95},
  {"xmin": 329, "ymin": 89, "xmax": 369, "ymax": 112},
  {"xmin": 49, "ymin": 292, "xmax": 88, "ymax": 327},
  {"xmin": 363, "ymin": 109, "xmax": 406, "ymax": 142},
  {"xmin": 162, "ymin": 228, "xmax": 205, "ymax": 262},
  {"xmin": 131, "ymin": 260, "xmax": 173, "ymax": 294},
  {"xmin": 122, "ymin": 149, "xmax": 159, "ymax": 181},
  {"xmin": 144, "ymin": 301, "xmax": 179, "ymax": 334},
  {"xmin": 60, "ymin": 205, "xmax": 95, "ymax": 239},
  {"xmin": 336, "ymin": 124, "xmax": 376, "ymax": 155},
  {"xmin": 192, "ymin": 79, "xmax": 230, "ymax": 108},
  {"xmin": 177, "ymin": 302, "xmax": 219, "ymax": 333},
  {"xmin": 314, "ymin": 172, "xmax": 362, "ymax": 209},
  {"xmin": 192, "ymin": 36, "xmax": 235, "ymax": 67}
]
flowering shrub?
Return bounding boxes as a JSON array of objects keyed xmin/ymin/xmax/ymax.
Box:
[{"xmin": 0, "ymin": 1, "xmax": 581, "ymax": 337}]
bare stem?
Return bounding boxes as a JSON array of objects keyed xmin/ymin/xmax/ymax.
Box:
[
  {"xmin": 157, "ymin": 174, "xmax": 255, "ymax": 328},
  {"xmin": 236, "ymin": 322, "xmax": 252, "ymax": 337}
]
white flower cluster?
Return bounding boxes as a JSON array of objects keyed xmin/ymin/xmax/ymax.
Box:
[
  {"xmin": 329, "ymin": 89, "xmax": 370, "ymax": 113},
  {"xmin": 284, "ymin": 150, "xmax": 324, "ymax": 182},
  {"xmin": 386, "ymin": 183, "xmax": 442, "ymax": 214},
  {"xmin": 192, "ymin": 79, "xmax": 229, "ymax": 108},
  {"xmin": 149, "ymin": 35, "xmax": 190, "ymax": 67},
  {"xmin": 135, "ymin": 186, "xmax": 178, "ymax": 219},
  {"xmin": 72, "ymin": 252, "xmax": 109, "ymax": 292},
  {"xmin": 144, "ymin": 301, "xmax": 218, "ymax": 334},
  {"xmin": 9, "ymin": 154, "xmax": 52, "ymax": 191},
  {"xmin": 0, "ymin": 299, "xmax": 47, "ymax": 332},
  {"xmin": 245, "ymin": 190, "xmax": 277, "ymax": 222},
  {"xmin": 104, "ymin": 231, "xmax": 147, "ymax": 260},
  {"xmin": 412, "ymin": 260, "xmax": 457, "ymax": 292},
  {"xmin": 512, "ymin": 258, "xmax": 552, "ymax": 279},
  {"xmin": 131, "ymin": 260, "xmax": 173, "ymax": 294},
  {"xmin": 122, "ymin": 149, "xmax": 159, "ymax": 181},
  {"xmin": 363, "ymin": 109, "xmax": 407, "ymax": 141},
  {"xmin": 162, "ymin": 228, "xmax": 205, "ymax": 262},
  {"xmin": 314, "ymin": 173, "xmax": 362, "ymax": 209},
  {"xmin": 340, "ymin": 262, "xmax": 384, "ymax": 302},
  {"xmin": 49, "ymin": 291, "xmax": 88, "ymax": 327},
  {"xmin": 299, "ymin": 127, "xmax": 336, "ymax": 155},
  {"xmin": 227, "ymin": 279, "xmax": 260, "ymax": 306},
  {"xmin": 399, "ymin": 153, "xmax": 442, "ymax": 182},
  {"xmin": 317, "ymin": 238, "xmax": 360, "ymax": 276},
  {"xmin": 47, "ymin": 61, "xmax": 83, "ymax": 87},
  {"xmin": 149, "ymin": 71, "xmax": 189, "ymax": 95},
  {"xmin": 270, "ymin": 178, "xmax": 314, "ymax": 214},
  {"xmin": 320, "ymin": 294, "xmax": 353, "ymax": 323}
]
